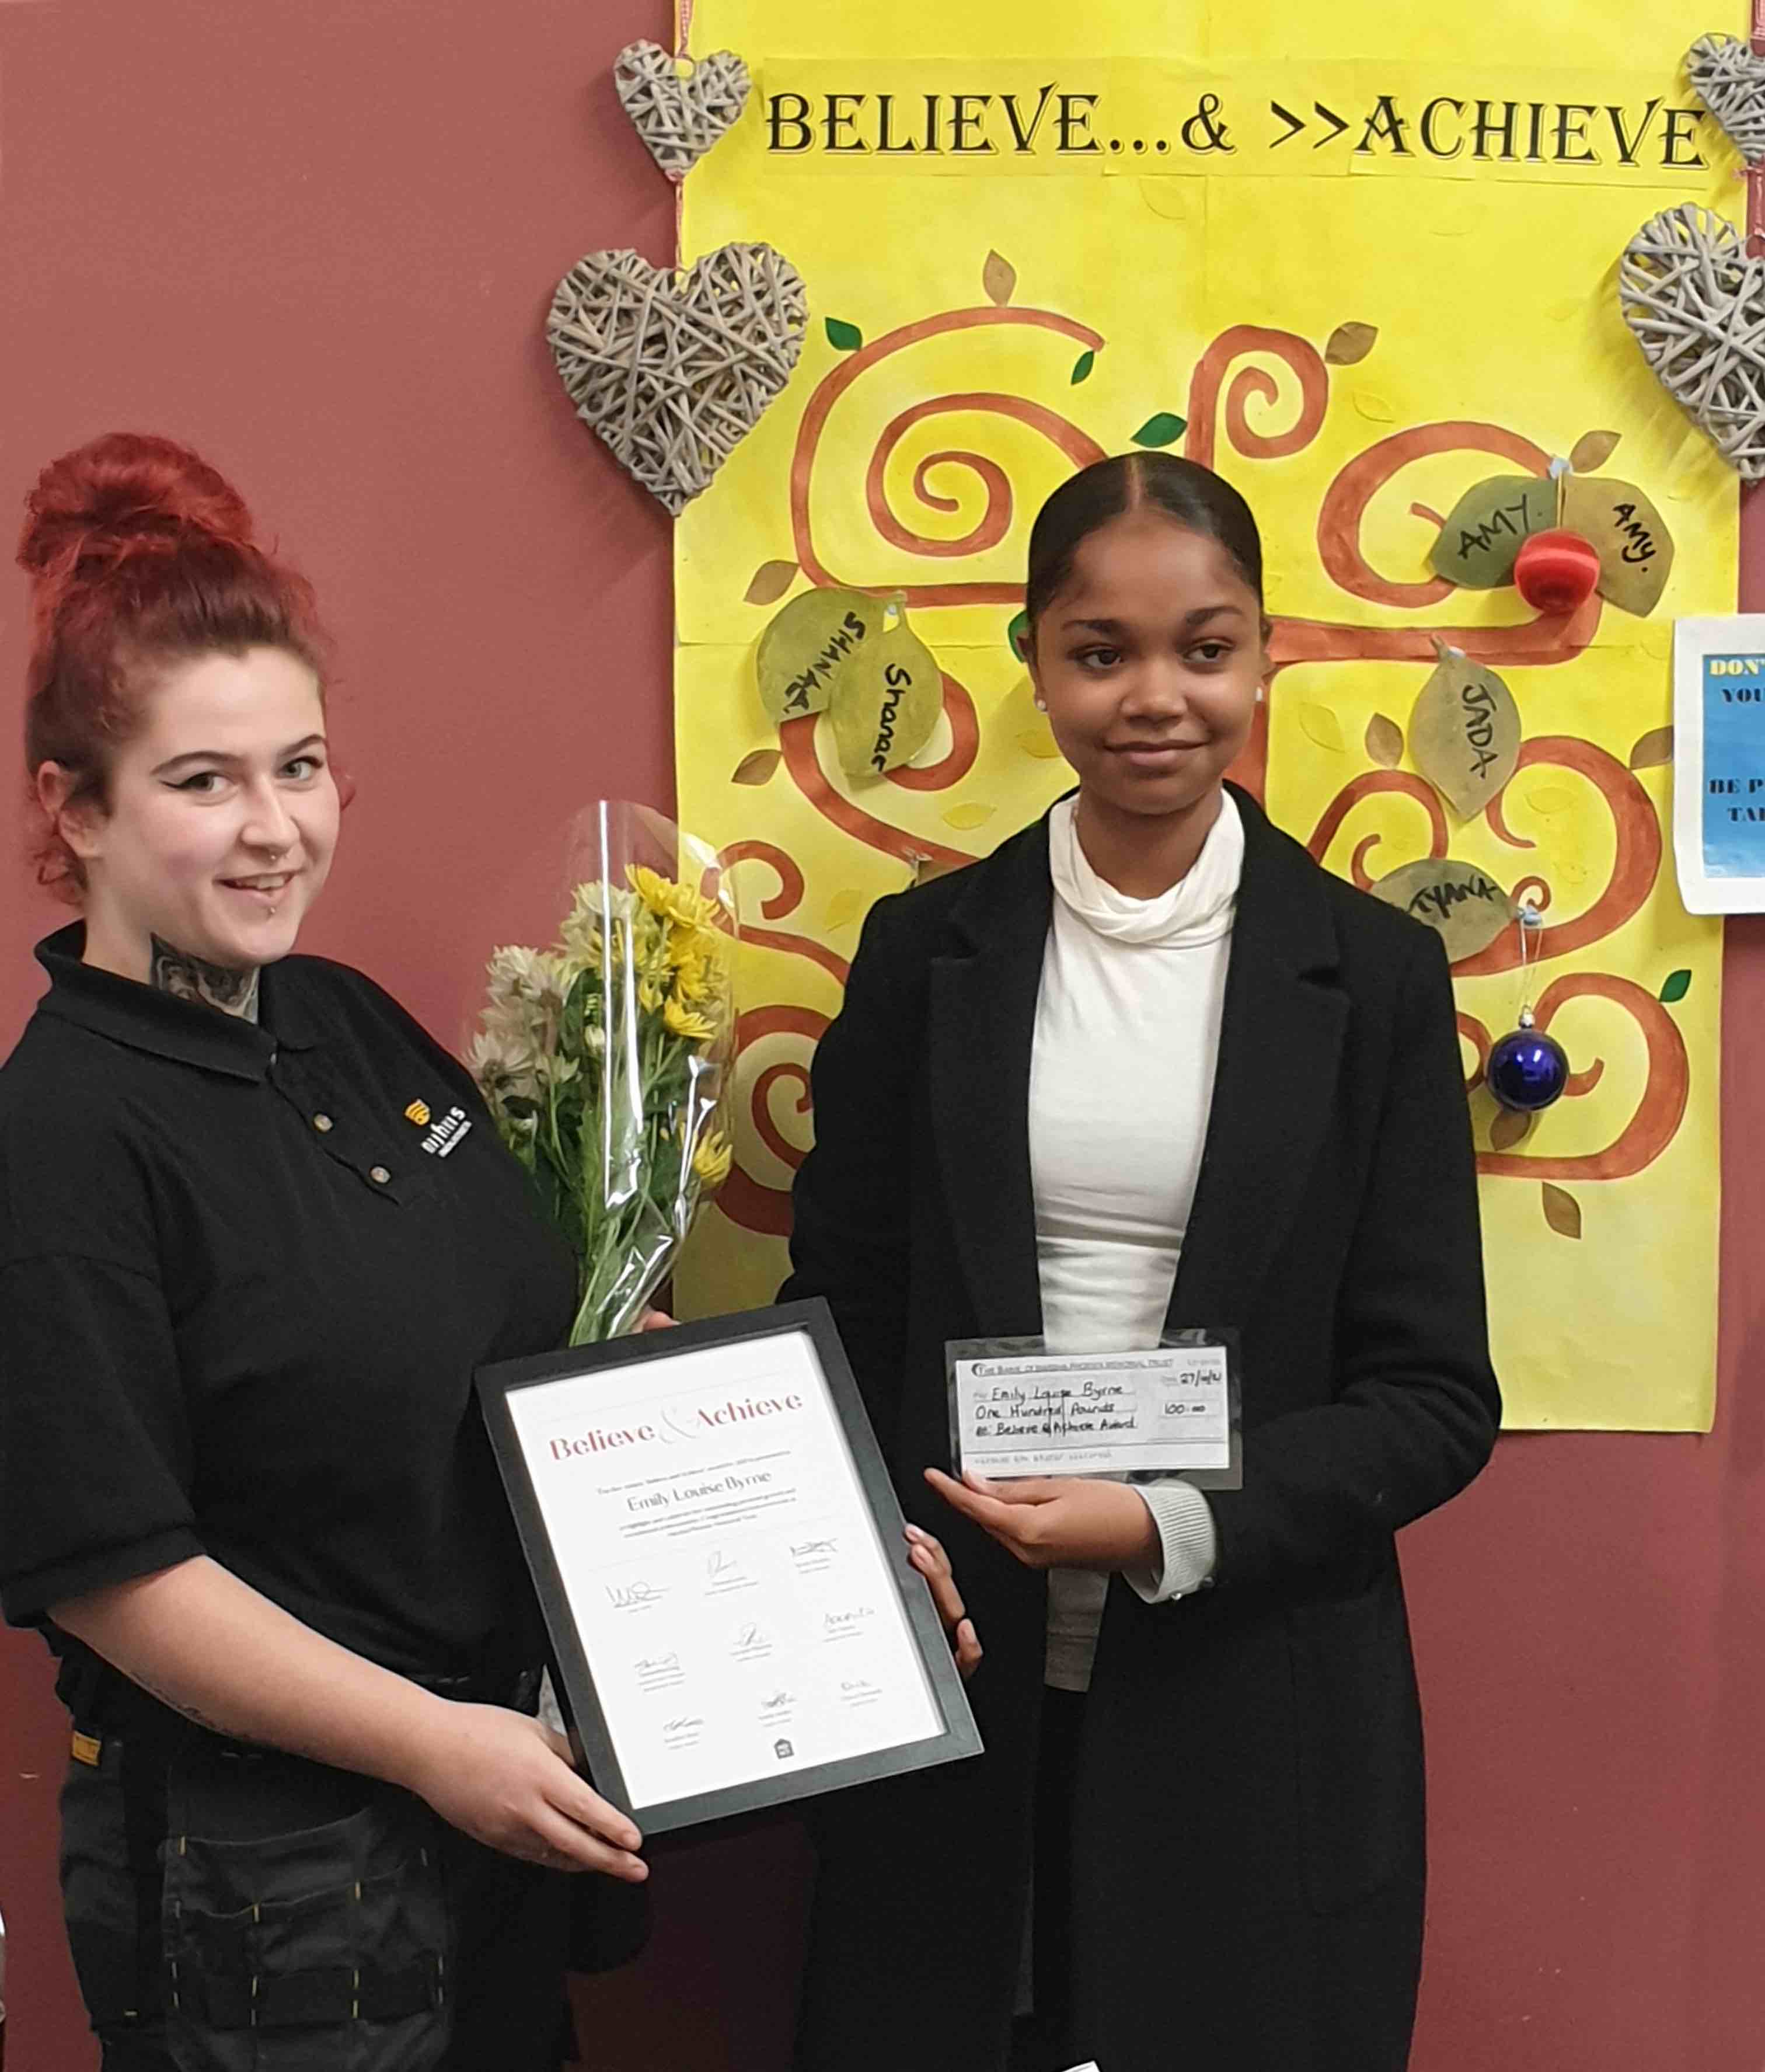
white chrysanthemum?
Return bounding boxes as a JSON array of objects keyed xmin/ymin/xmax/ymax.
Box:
[
  {"xmin": 486, "ymin": 944, "xmax": 551, "ymax": 1001},
  {"xmin": 469, "ymin": 1027, "xmax": 543, "ymax": 1100}
]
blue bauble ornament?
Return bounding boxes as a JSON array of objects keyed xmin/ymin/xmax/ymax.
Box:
[{"xmin": 1488, "ymin": 1011, "xmax": 1569, "ymax": 1112}]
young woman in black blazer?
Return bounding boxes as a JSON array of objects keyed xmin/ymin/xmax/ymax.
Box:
[{"xmin": 784, "ymin": 453, "xmax": 1501, "ymax": 2072}]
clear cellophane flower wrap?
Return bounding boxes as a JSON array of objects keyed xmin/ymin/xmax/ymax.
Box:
[{"xmin": 470, "ymin": 802, "xmax": 737, "ymax": 1344}]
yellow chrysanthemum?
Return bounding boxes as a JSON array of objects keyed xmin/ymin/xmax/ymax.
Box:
[
  {"xmin": 665, "ymin": 920, "xmax": 713, "ymax": 966},
  {"xmin": 663, "ymin": 994, "xmax": 717, "ymax": 1043},
  {"xmin": 671, "ymin": 949, "xmax": 724, "ymax": 1003},
  {"xmin": 638, "ymin": 976, "xmax": 664, "ymax": 1014},
  {"xmin": 691, "ymin": 1130, "xmax": 733, "ymax": 1189},
  {"xmin": 627, "ymin": 863, "xmax": 722, "ymax": 935}
]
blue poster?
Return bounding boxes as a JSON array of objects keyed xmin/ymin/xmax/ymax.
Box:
[{"xmin": 1700, "ymin": 653, "xmax": 1765, "ymax": 878}]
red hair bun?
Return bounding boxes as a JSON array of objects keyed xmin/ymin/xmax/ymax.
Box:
[{"xmin": 19, "ymin": 431, "xmax": 257, "ymax": 587}]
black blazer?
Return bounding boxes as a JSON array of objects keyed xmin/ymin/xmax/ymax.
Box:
[{"xmin": 783, "ymin": 785, "xmax": 1500, "ymax": 2072}]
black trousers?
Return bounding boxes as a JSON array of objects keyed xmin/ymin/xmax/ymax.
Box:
[
  {"xmin": 60, "ymin": 1728, "xmax": 575, "ymax": 2072},
  {"xmin": 1009, "ymin": 1687, "xmax": 1087, "ymax": 2072}
]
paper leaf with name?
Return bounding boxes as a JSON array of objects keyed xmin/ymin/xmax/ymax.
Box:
[
  {"xmin": 1370, "ymin": 856, "xmax": 1511, "ymax": 961},
  {"xmin": 829, "ymin": 614, "xmax": 943, "ymax": 781},
  {"xmin": 756, "ymin": 588, "xmax": 879, "ymax": 722},
  {"xmin": 1560, "ymin": 473, "xmax": 1674, "ymax": 616},
  {"xmin": 1410, "ymin": 652, "xmax": 1522, "ymax": 818},
  {"xmin": 1428, "ymin": 473, "xmax": 1556, "ymax": 588},
  {"xmin": 756, "ymin": 587, "xmax": 943, "ymax": 779}
]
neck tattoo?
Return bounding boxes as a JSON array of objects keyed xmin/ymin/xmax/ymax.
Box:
[{"xmin": 149, "ymin": 936, "xmax": 261, "ymax": 1022}]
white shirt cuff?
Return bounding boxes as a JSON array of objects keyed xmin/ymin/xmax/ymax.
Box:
[{"xmin": 1126, "ymin": 1481, "xmax": 1219, "ymax": 1603}]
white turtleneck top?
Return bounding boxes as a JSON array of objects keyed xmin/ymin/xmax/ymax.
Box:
[{"xmin": 1031, "ymin": 789, "xmax": 1240, "ymax": 1692}]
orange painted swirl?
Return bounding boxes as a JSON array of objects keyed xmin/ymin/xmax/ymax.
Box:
[
  {"xmin": 790, "ymin": 305, "xmax": 1104, "ymax": 608},
  {"xmin": 1185, "ymin": 325, "xmax": 1328, "ymax": 471}
]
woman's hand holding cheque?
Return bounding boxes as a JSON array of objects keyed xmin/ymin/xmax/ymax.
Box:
[{"xmin": 924, "ymin": 1467, "xmax": 1160, "ymax": 1572}]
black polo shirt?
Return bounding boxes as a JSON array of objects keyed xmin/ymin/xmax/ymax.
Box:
[{"xmin": 0, "ymin": 925, "xmax": 577, "ymax": 1679}]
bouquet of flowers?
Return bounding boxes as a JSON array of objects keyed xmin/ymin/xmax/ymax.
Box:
[{"xmin": 470, "ymin": 804, "xmax": 737, "ymax": 1343}]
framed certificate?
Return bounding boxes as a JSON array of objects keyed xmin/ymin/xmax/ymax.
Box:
[{"xmin": 476, "ymin": 1299, "xmax": 982, "ymax": 1834}]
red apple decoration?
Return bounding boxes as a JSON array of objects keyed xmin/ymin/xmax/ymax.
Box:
[{"xmin": 1513, "ymin": 528, "xmax": 1602, "ymax": 614}]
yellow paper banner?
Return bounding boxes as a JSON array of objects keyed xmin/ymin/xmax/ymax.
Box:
[{"xmin": 673, "ymin": 0, "xmax": 1739, "ymax": 1430}]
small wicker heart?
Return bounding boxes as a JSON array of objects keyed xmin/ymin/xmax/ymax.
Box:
[
  {"xmin": 547, "ymin": 245, "xmax": 807, "ymax": 516},
  {"xmin": 1686, "ymin": 33, "xmax": 1765, "ymax": 165},
  {"xmin": 1619, "ymin": 203, "xmax": 1765, "ymax": 480},
  {"xmin": 615, "ymin": 40, "xmax": 751, "ymax": 179}
]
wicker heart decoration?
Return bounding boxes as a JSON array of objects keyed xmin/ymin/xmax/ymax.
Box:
[
  {"xmin": 615, "ymin": 40, "xmax": 751, "ymax": 178},
  {"xmin": 547, "ymin": 245, "xmax": 807, "ymax": 515},
  {"xmin": 1686, "ymin": 33, "xmax": 1765, "ymax": 165},
  {"xmin": 1619, "ymin": 203, "xmax": 1765, "ymax": 480}
]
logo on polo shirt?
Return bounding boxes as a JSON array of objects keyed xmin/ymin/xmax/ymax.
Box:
[{"xmin": 410, "ymin": 1102, "xmax": 472, "ymax": 1157}]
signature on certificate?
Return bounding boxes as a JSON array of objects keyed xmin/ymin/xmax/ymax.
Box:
[
  {"xmin": 761, "ymin": 1690, "xmax": 796, "ymax": 1712},
  {"xmin": 662, "ymin": 1716, "xmax": 704, "ymax": 1736},
  {"xmin": 608, "ymin": 1580, "xmax": 664, "ymax": 1609},
  {"xmin": 707, "ymin": 1548, "xmax": 739, "ymax": 1579},
  {"xmin": 637, "ymin": 1652, "xmax": 682, "ymax": 1677},
  {"xmin": 823, "ymin": 1606, "xmax": 877, "ymax": 1634},
  {"xmin": 791, "ymin": 1538, "xmax": 838, "ymax": 1558}
]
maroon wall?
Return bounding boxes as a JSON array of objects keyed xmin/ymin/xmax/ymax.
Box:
[{"xmin": 1, "ymin": 5, "xmax": 1760, "ymax": 2066}]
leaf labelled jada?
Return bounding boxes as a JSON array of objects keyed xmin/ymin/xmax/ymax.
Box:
[
  {"xmin": 1628, "ymin": 725, "xmax": 1673, "ymax": 770},
  {"xmin": 1408, "ymin": 652, "xmax": 1521, "ymax": 820},
  {"xmin": 1324, "ymin": 321, "xmax": 1379, "ymax": 365},
  {"xmin": 743, "ymin": 559, "xmax": 799, "ymax": 606},
  {"xmin": 1569, "ymin": 429, "xmax": 1622, "ymax": 471},
  {"xmin": 732, "ymin": 748, "xmax": 781, "ymax": 786},
  {"xmin": 1541, "ymin": 1183, "xmax": 1583, "ymax": 1240},
  {"xmin": 1365, "ymin": 713, "xmax": 1404, "ymax": 767},
  {"xmin": 983, "ymin": 250, "xmax": 1017, "ymax": 306}
]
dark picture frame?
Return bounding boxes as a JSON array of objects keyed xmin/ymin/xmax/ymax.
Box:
[{"xmin": 476, "ymin": 1298, "xmax": 983, "ymax": 1834}]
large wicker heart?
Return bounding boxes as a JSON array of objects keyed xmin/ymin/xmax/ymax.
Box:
[
  {"xmin": 547, "ymin": 245, "xmax": 807, "ymax": 515},
  {"xmin": 1686, "ymin": 33, "xmax": 1765, "ymax": 165},
  {"xmin": 1619, "ymin": 204, "xmax": 1765, "ymax": 480},
  {"xmin": 615, "ymin": 40, "xmax": 751, "ymax": 179}
]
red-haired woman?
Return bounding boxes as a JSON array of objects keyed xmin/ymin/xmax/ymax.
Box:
[{"xmin": 0, "ymin": 433, "xmax": 657, "ymax": 2072}]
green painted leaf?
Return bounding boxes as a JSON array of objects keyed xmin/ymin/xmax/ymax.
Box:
[
  {"xmin": 1071, "ymin": 349, "xmax": 1096, "ymax": 385},
  {"xmin": 825, "ymin": 317, "xmax": 863, "ymax": 352},
  {"xmin": 1007, "ymin": 608, "xmax": 1030, "ymax": 659},
  {"xmin": 1659, "ymin": 969, "xmax": 1692, "ymax": 1004},
  {"xmin": 1131, "ymin": 412, "xmax": 1187, "ymax": 448}
]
